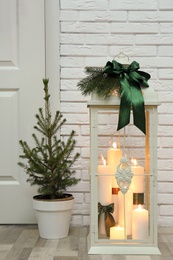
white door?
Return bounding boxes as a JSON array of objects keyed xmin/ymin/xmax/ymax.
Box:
[{"xmin": 0, "ymin": 0, "xmax": 46, "ymax": 223}]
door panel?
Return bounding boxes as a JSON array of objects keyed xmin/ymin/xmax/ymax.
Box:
[{"xmin": 0, "ymin": 0, "xmax": 45, "ymax": 223}]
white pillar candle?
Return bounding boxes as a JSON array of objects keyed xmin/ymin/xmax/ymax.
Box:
[
  {"xmin": 98, "ymin": 164, "xmax": 112, "ymax": 205},
  {"xmin": 130, "ymin": 159, "xmax": 144, "ymax": 193},
  {"xmin": 107, "ymin": 142, "xmax": 122, "ymax": 187},
  {"xmin": 132, "ymin": 205, "xmax": 148, "ymax": 240},
  {"xmin": 98, "ymin": 159, "xmax": 112, "ymax": 235},
  {"xmin": 118, "ymin": 190, "xmax": 133, "ymax": 236},
  {"xmin": 110, "ymin": 225, "xmax": 125, "ymax": 240}
]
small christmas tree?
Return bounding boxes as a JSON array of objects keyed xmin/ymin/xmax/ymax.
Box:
[{"xmin": 18, "ymin": 79, "xmax": 80, "ymax": 200}]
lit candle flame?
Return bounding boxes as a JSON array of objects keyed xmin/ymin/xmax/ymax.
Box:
[
  {"xmin": 101, "ymin": 154, "xmax": 106, "ymax": 166},
  {"xmin": 131, "ymin": 158, "xmax": 137, "ymax": 166},
  {"xmin": 112, "ymin": 142, "xmax": 117, "ymax": 149},
  {"xmin": 138, "ymin": 204, "xmax": 142, "ymax": 210},
  {"xmin": 117, "ymin": 225, "xmax": 120, "ymax": 229}
]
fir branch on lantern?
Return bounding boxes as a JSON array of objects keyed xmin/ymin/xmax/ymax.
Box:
[{"xmin": 78, "ymin": 66, "xmax": 121, "ymax": 98}]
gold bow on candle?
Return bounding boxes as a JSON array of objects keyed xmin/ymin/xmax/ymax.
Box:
[{"xmin": 98, "ymin": 202, "xmax": 115, "ymax": 237}]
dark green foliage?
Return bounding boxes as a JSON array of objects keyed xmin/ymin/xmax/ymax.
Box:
[
  {"xmin": 18, "ymin": 79, "xmax": 80, "ymax": 199},
  {"xmin": 77, "ymin": 67, "xmax": 121, "ymax": 98}
]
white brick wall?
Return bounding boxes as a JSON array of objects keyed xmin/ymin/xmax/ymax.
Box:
[{"xmin": 59, "ymin": 0, "xmax": 173, "ymax": 226}]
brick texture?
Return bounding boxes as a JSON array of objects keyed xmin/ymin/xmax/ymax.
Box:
[{"xmin": 60, "ymin": 0, "xmax": 173, "ymax": 226}]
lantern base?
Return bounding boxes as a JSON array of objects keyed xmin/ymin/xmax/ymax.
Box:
[{"xmin": 87, "ymin": 234, "xmax": 161, "ymax": 255}]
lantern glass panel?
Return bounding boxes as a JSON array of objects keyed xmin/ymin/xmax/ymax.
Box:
[{"xmin": 95, "ymin": 107, "xmax": 154, "ymax": 244}]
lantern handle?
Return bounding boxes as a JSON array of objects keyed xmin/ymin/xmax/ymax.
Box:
[{"xmin": 113, "ymin": 52, "xmax": 130, "ymax": 64}]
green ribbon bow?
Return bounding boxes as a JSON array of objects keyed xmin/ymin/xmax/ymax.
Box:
[
  {"xmin": 98, "ymin": 202, "xmax": 115, "ymax": 237},
  {"xmin": 103, "ymin": 60, "xmax": 150, "ymax": 134}
]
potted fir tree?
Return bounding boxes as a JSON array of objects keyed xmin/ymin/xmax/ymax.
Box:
[{"xmin": 18, "ymin": 79, "xmax": 80, "ymax": 239}]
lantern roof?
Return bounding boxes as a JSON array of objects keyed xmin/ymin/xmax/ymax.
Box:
[{"xmin": 87, "ymin": 87, "xmax": 160, "ymax": 107}]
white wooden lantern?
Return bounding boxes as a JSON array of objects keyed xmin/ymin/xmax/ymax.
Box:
[{"xmin": 87, "ymin": 86, "xmax": 161, "ymax": 255}]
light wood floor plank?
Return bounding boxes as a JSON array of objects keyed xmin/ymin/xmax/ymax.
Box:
[
  {"xmin": 0, "ymin": 225, "xmax": 172, "ymax": 259},
  {"xmin": 158, "ymin": 242, "xmax": 172, "ymax": 256},
  {"xmin": 28, "ymin": 247, "xmax": 55, "ymax": 260},
  {"xmin": 0, "ymin": 244, "xmax": 13, "ymax": 259},
  {"xmin": 18, "ymin": 248, "xmax": 32, "ymax": 260},
  {"xmin": 53, "ymin": 257, "xmax": 83, "ymax": 260},
  {"xmin": 6, "ymin": 229, "xmax": 39, "ymax": 260},
  {"xmin": 165, "ymin": 242, "xmax": 173, "ymax": 255},
  {"xmin": 0, "ymin": 225, "xmax": 23, "ymax": 244},
  {"xmin": 34, "ymin": 237, "xmax": 47, "ymax": 248}
]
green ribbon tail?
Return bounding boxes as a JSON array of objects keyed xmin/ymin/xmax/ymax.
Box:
[
  {"xmin": 103, "ymin": 60, "xmax": 150, "ymax": 134},
  {"xmin": 117, "ymin": 75, "xmax": 131, "ymax": 132},
  {"xmin": 131, "ymin": 84, "xmax": 146, "ymax": 134}
]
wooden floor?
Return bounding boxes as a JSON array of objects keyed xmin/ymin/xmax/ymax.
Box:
[{"xmin": 0, "ymin": 225, "xmax": 173, "ymax": 260}]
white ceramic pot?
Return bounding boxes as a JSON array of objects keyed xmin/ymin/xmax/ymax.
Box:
[{"xmin": 33, "ymin": 194, "xmax": 74, "ymax": 239}]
